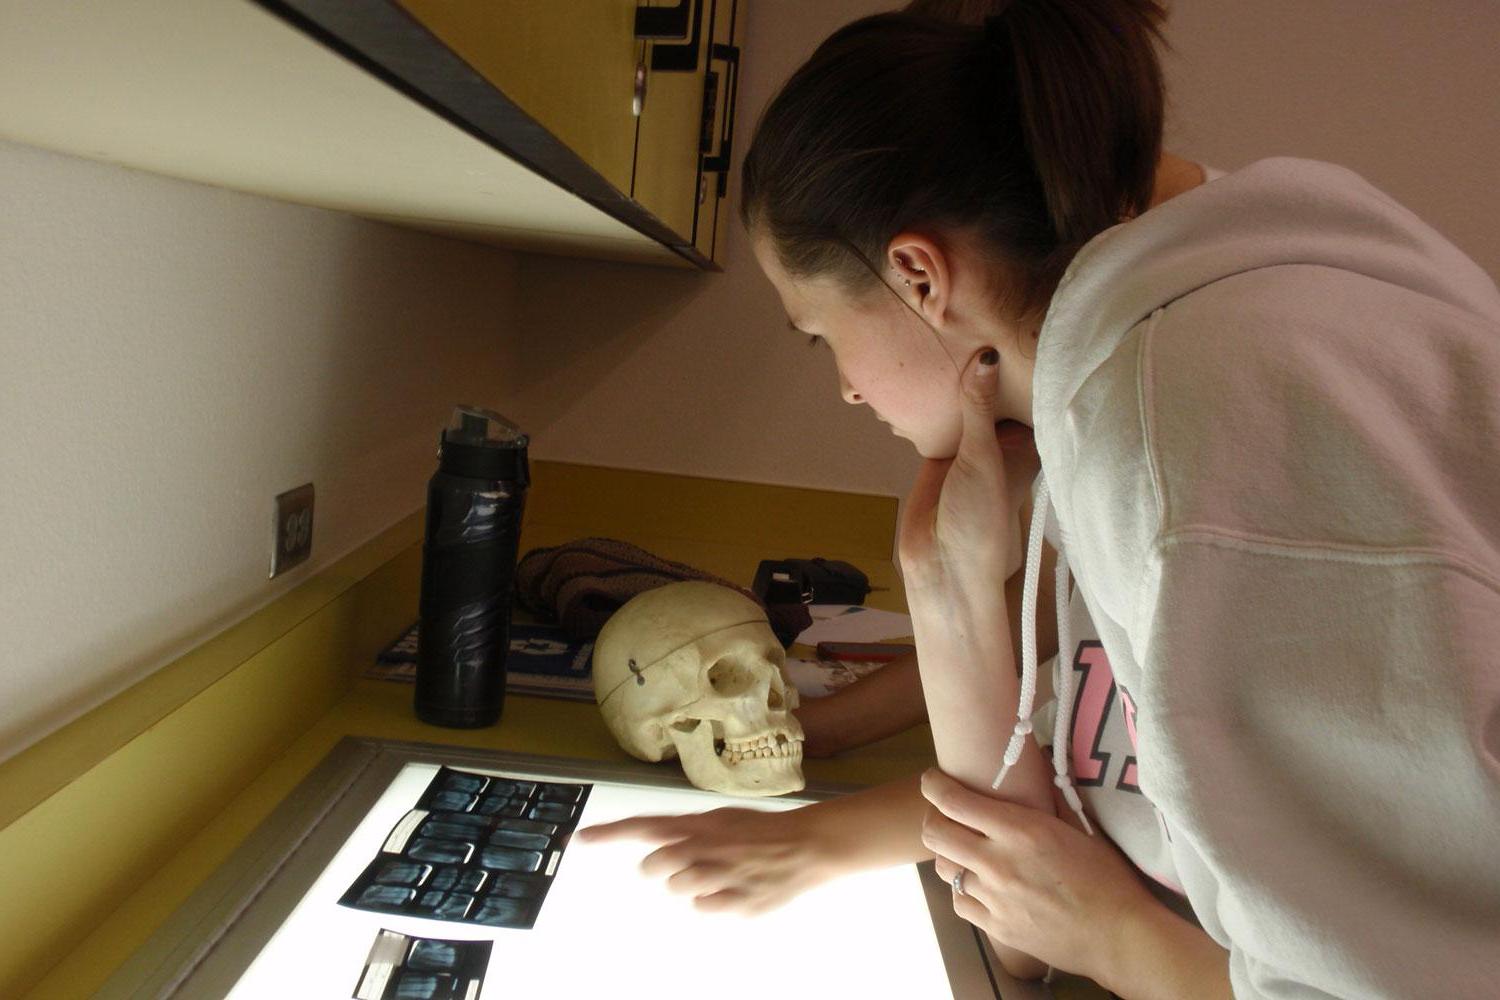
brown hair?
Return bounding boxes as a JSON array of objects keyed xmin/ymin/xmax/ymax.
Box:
[{"xmin": 741, "ymin": 0, "xmax": 1169, "ymax": 323}]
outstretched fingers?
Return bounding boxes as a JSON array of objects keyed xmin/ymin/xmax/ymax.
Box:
[
  {"xmin": 575, "ymin": 813, "xmax": 704, "ymax": 845},
  {"xmin": 664, "ymin": 861, "xmax": 736, "ymax": 897},
  {"xmin": 638, "ymin": 835, "xmax": 748, "ymax": 879}
]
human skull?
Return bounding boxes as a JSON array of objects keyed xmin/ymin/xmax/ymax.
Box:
[{"xmin": 593, "ymin": 581, "xmax": 804, "ymax": 796}]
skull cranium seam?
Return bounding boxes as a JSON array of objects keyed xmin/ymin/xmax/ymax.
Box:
[
  {"xmin": 594, "ymin": 617, "xmax": 772, "ymax": 706},
  {"xmin": 593, "ymin": 581, "xmax": 805, "ymax": 796}
]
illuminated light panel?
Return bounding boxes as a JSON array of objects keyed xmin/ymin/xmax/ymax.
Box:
[{"xmin": 228, "ymin": 763, "xmax": 953, "ymax": 999}]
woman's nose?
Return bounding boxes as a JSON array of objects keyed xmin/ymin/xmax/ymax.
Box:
[{"xmin": 838, "ymin": 368, "xmax": 863, "ymax": 404}]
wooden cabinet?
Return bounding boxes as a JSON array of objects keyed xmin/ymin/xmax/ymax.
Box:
[
  {"xmin": 633, "ymin": 0, "xmax": 745, "ymax": 262},
  {"xmin": 699, "ymin": 0, "xmax": 745, "ymax": 260},
  {"xmin": 390, "ymin": 1, "xmax": 643, "ymax": 202},
  {"xmin": 393, "ymin": 0, "xmax": 746, "ymax": 265},
  {"xmin": 0, "ymin": 0, "xmax": 747, "ymax": 269}
]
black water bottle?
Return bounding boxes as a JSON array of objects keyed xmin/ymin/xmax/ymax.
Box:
[{"xmin": 415, "ymin": 405, "xmax": 530, "ymax": 728}]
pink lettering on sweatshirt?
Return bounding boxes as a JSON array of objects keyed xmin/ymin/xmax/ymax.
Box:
[{"xmin": 1070, "ymin": 641, "xmax": 1141, "ymax": 794}]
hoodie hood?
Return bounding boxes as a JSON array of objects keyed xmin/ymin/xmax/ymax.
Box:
[{"xmin": 1034, "ymin": 156, "xmax": 1500, "ymax": 483}]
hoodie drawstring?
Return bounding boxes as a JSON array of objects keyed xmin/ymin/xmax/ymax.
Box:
[
  {"xmin": 990, "ymin": 474, "xmax": 1050, "ymax": 790},
  {"xmin": 991, "ymin": 472, "xmax": 1094, "ymax": 836},
  {"xmin": 1048, "ymin": 540, "xmax": 1094, "ymax": 835}
]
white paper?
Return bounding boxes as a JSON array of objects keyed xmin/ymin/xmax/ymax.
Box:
[
  {"xmin": 784, "ymin": 606, "xmax": 915, "ymax": 699},
  {"xmin": 793, "ymin": 605, "xmax": 914, "ymax": 646}
]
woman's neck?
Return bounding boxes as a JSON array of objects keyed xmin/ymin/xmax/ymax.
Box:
[{"xmin": 1149, "ymin": 151, "xmax": 1207, "ymax": 209}]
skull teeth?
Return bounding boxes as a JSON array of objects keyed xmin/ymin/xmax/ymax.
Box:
[{"xmin": 714, "ymin": 733, "xmax": 803, "ymax": 763}]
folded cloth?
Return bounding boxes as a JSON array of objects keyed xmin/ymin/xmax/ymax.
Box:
[{"xmin": 515, "ymin": 537, "xmax": 811, "ymax": 646}]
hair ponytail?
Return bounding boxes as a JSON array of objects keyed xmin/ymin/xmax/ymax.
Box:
[
  {"xmin": 992, "ymin": 0, "xmax": 1168, "ymax": 246},
  {"xmin": 742, "ymin": 0, "xmax": 1169, "ymax": 322}
]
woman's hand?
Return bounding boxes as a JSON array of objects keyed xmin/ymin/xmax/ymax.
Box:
[
  {"xmin": 897, "ymin": 348, "xmax": 1039, "ymax": 596},
  {"xmin": 575, "ymin": 806, "xmax": 837, "ymax": 916},
  {"xmin": 921, "ymin": 769, "xmax": 1161, "ymax": 985}
]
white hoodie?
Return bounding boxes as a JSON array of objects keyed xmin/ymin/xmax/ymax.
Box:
[{"xmin": 996, "ymin": 158, "xmax": 1500, "ymax": 998}]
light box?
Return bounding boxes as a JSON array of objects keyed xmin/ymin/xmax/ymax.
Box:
[{"xmin": 99, "ymin": 738, "xmax": 1047, "ymax": 999}]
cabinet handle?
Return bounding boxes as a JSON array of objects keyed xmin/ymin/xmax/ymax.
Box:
[
  {"xmin": 633, "ymin": 59, "xmax": 648, "ymax": 117},
  {"xmin": 700, "ymin": 42, "xmax": 740, "ymax": 197},
  {"xmin": 635, "ymin": 0, "xmax": 704, "ymax": 73},
  {"xmin": 634, "ymin": 0, "xmax": 694, "ymax": 39}
]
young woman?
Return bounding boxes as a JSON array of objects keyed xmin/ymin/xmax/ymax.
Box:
[{"xmin": 582, "ymin": 3, "xmax": 1500, "ymax": 996}]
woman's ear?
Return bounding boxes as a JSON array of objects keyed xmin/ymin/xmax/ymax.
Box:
[{"xmin": 886, "ymin": 232, "xmax": 950, "ymax": 327}]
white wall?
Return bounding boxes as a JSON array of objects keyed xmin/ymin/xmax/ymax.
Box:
[
  {"xmin": 1161, "ymin": 0, "xmax": 1500, "ymax": 272},
  {"xmin": 0, "ymin": 139, "xmax": 524, "ymax": 761},
  {"xmin": 520, "ymin": 0, "xmax": 1500, "ymax": 497}
]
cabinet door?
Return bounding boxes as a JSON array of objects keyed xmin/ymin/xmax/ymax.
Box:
[
  {"xmin": 393, "ymin": 0, "xmax": 641, "ymax": 197},
  {"xmin": 631, "ymin": 0, "xmax": 714, "ymax": 251},
  {"xmin": 698, "ymin": 0, "xmax": 744, "ymax": 262},
  {"xmin": 633, "ymin": 0, "xmax": 744, "ymax": 264}
]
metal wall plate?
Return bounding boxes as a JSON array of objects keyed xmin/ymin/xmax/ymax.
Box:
[{"xmin": 269, "ymin": 482, "xmax": 314, "ymax": 578}]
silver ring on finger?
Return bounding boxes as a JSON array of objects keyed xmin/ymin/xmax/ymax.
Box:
[{"xmin": 951, "ymin": 867, "xmax": 967, "ymax": 896}]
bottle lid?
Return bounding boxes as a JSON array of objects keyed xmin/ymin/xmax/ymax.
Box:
[{"xmin": 438, "ymin": 405, "xmax": 529, "ymax": 482}]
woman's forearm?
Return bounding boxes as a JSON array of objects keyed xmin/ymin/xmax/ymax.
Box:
[
  {"xmin": 907, "ymin": 525, "xmax": 1061, "ymax": 981},
  {"xmin": 807, "ymin": 777, "xmax": 1044, "ymax": 987},
  {"xmin": 807, "ymin": 774, "xmax": 930, "ymax": 873},
  {"xmin": 909, "ymin": 588, "xmax": 1051, "ymax": 981},
  {"xmin": 797, "ymin": 651, "xmax": 927, "ymax": 757},
  {"xmin": 906, "ymin": 569, "xmax": 1053, "ymax": 812},
  {"xmin": 1104, "ymin": 902, "xmax": 1232, "ymax": 1000},
  {"xmin": 908, "ymin": 601, "xmax": 1039, "ymax": 804}
]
